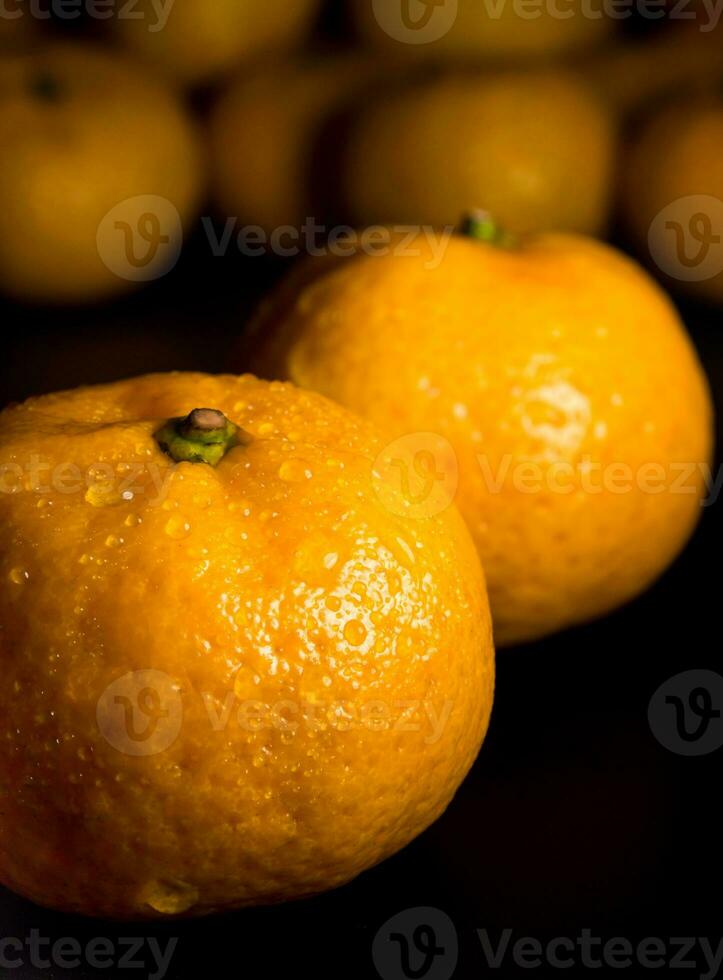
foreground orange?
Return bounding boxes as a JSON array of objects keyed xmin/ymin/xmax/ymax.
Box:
[
  {"xmin": 249, "ymin": 221, "xmax": 714, "ymax": 644},
  {"xmin": 0, "ymin": 372, "xmax": 494, "ymax": 918}
]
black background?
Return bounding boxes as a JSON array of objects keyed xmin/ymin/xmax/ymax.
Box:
[{"xmin": 1, "ymin": 7, "xmax": 722, "ymax": 979}]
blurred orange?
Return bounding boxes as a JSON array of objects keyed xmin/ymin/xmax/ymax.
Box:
[
  {"xmin": 342, "ymin": 69, "xmax": 617, "ymax": 236},
  {"xmin": 622, "ymin": 95, "xmax": 723, "ymax": 306},
  {"xmin": 208, "ymin": 55, "xmax": 393, "ymax": 235},
  {"xmin": 110, "ymin": 0, "xmax": 322, "ymax": 87},
  {"xmin": 0, "ymin": 42, "xmax": 205, "ymax": 304}
]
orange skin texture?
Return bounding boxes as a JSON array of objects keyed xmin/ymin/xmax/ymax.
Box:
[
  {"xmin": 0, "ymin": 43, "xmax": 205, "ymax": 304},
  {"xmin": 208, "ymin": 56, "xmax": 390, "ymax": 234},
  {"xmin": 248, "ymin": 233, "xmax": 714, "ymax": 645},
  {"xmin": 110, "ymin": 0, "xmax": 321, "ymax": 87},
  {"xmin": 351, "ymin": 0, "xmax": 614, "ymax": 62},
  {"xmin": 0, "ymin": 372, "xmax": 493, "ymax": 918},
  {"xmin": 622, "ymin": 98, "xmax": 723, "ymax": 306},
  {"xmin": 342, "ymin": 70, "xmax": 617, "ymax": 237}
]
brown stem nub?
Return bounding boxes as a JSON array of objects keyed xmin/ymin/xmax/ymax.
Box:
[{"xmin": 155, "ymin": 408, "xmax": 245, "ymax": 466}]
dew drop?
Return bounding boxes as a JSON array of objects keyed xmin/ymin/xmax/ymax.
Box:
[
  {"xmin": 105, "ymin": 535, "xmax": 122, "ymax": 549},
  {"xmin": 165, "ymin": 515, "xmax": 191, "ymax": 540},
  {"xmin": 343, "ymin": 620, "xmax": 367, "ymax": 647},
  {"xmin": 325, "ymin": 595, "xmax": 341, "ymax": 613},
  {"xmin": 84, "ymin": 484, "xmax": 121, "ymax": 508},
  {"xmin": 278, "ymin": 459, "xmax": 311, "ymax": 483},
  {"xmin": 8, "ymin": 567, "xmax": 28, "ymax": 586},
  {"xmin": 124, "ymin": 513, "xmax": 141, "ymax": 528}
]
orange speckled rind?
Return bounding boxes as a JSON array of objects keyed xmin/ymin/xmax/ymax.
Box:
[{"xmin": 0, "ymin": 372, "xmax": 494, "ymax": 918}]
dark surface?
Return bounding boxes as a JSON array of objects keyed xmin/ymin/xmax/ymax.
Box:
[{"xmin": 1, "ymin": 229, "xmax": 722, "ymax": 979}]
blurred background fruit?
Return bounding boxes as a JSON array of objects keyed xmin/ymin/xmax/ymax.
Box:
[
  {"xmin": 350, "ymin": 0, "xmax": 615, "ymax": 64},
  {"xmin": 208, "ymin": 54, "xmax": 393, "ymax": 235},
  {"xmin": 622, "ymin": 96, "xmax": 723, "ymax": 306},
  {"xmin": 109, "ymin": 0, "xmax": 322, "ymax": 87},
  {"xmin": 247, "ymin": 222, "xmax": 713, "ymax": 645},
  {"xmin": 342, "ymin": 69, "xmax": 617, "ymax": 235},
  {"xmin": 0, "ymin": 42, "xmax": 205, "ymax": 304}
]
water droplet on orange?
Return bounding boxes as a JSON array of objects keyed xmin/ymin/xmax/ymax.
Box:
[
  {"xmin": 278, "ymin": 459, "xmax": 311, "ymax": 483},
  {"xmin": 343, "ymin": 620, "xmax": 367, "ymax": 647},
  {"xmin": 8, "ymin": 567, "xmax": 28, "ymax": 586},
  {"xmin": 165, "ymin": 515, "xmax": 191, "ymax": 540}
]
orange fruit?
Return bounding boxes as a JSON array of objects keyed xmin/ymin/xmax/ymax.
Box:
[
  {"xmin": 350, "ymin": 0, "xmax": 614, "ymax": 63},
  {"xmin": 208, "ymin": 55, "xmax": 390, "ymax": 235},
  {"xmin": 248, "ymin": 219, "xmax": 713, "ymax": 645},
  {"xmin": 110, "ymin": 0, "xmax": 321, "ymax": 87},
  {"xmin": 622, "ymin": 95, "xmax": 723, "ymax": 306},
  {"xmin": 342, "ymin": 69, "xmax": 617, "ymax": 236},
  {"xmin": 0, "ymin": 42, "xmax": 205, "ymax": 304},
  {"xmin": 0, "ymin": 372, "xmax": 494, "ymax": 917}
]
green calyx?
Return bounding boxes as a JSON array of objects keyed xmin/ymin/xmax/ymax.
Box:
[
  {"xmin": 460, "ymin": 210, "xmax": 517, "ymax": 248},
  {"xmin": 155, "ymin": 408, "xmax": 242, "ymax": 466}
]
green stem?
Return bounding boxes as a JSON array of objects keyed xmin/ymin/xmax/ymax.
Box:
[
  {"xmin": 460, "ymin": 210, "xmax": 517, "ymax": 248},
  {"xmin": 155, "ymin": 409, "xmax": 243, "ymax": 466}
]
